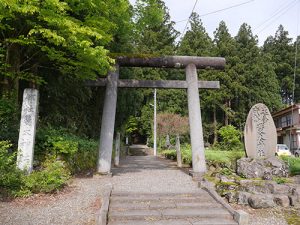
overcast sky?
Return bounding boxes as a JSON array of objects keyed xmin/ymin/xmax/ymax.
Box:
[{"xmin": 129, "ymin": 0, "xmax": 299, "ymax": 46}]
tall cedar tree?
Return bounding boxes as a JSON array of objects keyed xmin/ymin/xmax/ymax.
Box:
[{"xmin": 263, "ymin": 25, "xmax": 295, "ymax": 104}]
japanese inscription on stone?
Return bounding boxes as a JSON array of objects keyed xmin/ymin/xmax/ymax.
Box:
[
  {"xmin": 244, "ymin": 103, "xmax": 277, "ymax": 158},
  {"xmin": 17, "ymin": 89, "xmax": 39, "ymax": 173}
]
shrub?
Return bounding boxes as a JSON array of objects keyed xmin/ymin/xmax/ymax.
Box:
[
  {"xmin": 0, "ymin": 141, "xmax": 23, "ymax": 195},
  {"xmin": 1, "ymin": 141, "xmax": 71, "ymax": 198},
  {"xmin": 35, "ymin": 126, "xmax": 98, "ymax": 173},
  {"xmin": 217, "ymin": 125, "xmax": 243, "ymax": 151},
  {"xmin": 281, "ymin": 156, "xmax": 300, "ymax": 176},
  {"xmin": 20, "ymin": 159, "xmax": 70, "ymax": 194}
]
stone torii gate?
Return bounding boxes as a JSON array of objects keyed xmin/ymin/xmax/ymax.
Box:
[{"xmin": 87, "ymin": 56, "xmax": 225, "ymax": 175}]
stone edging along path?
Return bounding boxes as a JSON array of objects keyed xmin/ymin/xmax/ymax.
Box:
[{"xmin": 97, "ymin": 156, "xmax": 249, "ymax": 225}]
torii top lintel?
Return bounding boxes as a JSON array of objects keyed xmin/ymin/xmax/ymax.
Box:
[{"xmin": 116, "ymin": 56, "xmax": 225, "ymax": 70}]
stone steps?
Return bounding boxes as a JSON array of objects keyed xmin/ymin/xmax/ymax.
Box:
[{"xmin": 107, "ymin": 192, "xmax": 238, "ymax": 225}]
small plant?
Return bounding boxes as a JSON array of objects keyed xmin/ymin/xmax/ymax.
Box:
[{"xmin": 273, "ymin": 177, "xmax": 288, "ymax": 184}]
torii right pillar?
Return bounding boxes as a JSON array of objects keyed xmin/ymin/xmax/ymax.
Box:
[{"xmin": 186, "ymin": 64, "xmax": 206, "ymax": 173}]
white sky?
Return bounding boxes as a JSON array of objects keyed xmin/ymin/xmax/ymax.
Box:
[{"xmin": 129, "ymin": 0, "xmax": 299, "ymax": 46}]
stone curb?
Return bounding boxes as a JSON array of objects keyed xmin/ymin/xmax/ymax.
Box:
[
  {"xmin": 199, "ymin": 181, "xmax": 249, "ymax": 225},
  {"xmin": 96, "ymin": 183, "xmax": 112, "ymax": 225}
]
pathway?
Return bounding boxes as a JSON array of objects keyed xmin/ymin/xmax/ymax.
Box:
[{"xmin": 108, "ymin": 156, "xmax": 238, "ymax": 225}]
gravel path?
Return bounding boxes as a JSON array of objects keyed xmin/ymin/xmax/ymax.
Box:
[
  {"xmin": 111, "ymin": 156, "xmax": 200, "ymax": 193},
  {"xmin": 0, "ymin": 176, "xmax": 111, "ymax": 225}
]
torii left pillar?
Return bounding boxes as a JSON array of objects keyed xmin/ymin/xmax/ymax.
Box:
[{"xmin": 97, "ymin": 65, "xmax": 119, "ymax": 174}]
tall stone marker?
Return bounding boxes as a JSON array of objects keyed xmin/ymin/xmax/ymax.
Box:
[
  {"xmin": 244, "ymin": 103, "xmax": 277, "ymax": 158},
  {"xmin": 17, "ymin": 89, "xmax": 39, "ymax": 173}
]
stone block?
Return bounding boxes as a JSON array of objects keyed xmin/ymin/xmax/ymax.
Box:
[
  {"xmin": 248, "ymin": 194, "xmax": 275, "ymax": 209},
  {"xmin": 239, "ymin": 180, "xmax": 270, "ymax": 194},
  {"xmin": 237, "ymin": 191, "xmax": 251, "ymax": 205},
  {"xmin": 273, "ymin": 195, "xmax": 290, "ymax": 207},
  {"xmin": 267, "ymin": 182, "xmax": 291, "ymax": 195},
  {"xmin": 244, "ymin": 103, "xmax": 277, "ymax": 158},
  {"xmin": 17, "ymin": 89, "xmax": 39, "ymax": 173},
  {"xmin": 234, "ymin": 210, "xmax": 249, "ymax": 225},
  {"xmin": 289, "ymin": 195, "xmax": 300, "ymax": 207}
]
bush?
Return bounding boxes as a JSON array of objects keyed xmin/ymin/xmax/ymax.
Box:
[
  {"xmin": 35, "ymin": 126, "xmax": 98, "ymax": 173},
  {"xmin": 217, "ymin": 125, "xmax": 243, "ymax": 151},
  {"xmin": 0, "ymin": 141, "xmax": 71, "ymax": 198},
  {"xmin": 20, "ymin": 159, "xmax": 70, "ymax": 195},
  {"xmin": 281, "ymin": 156, "xmax": 300, "ymax": 176},
  {"xmin": 0, "ymin": 141, "xmax": 23, "ymax": 195}
]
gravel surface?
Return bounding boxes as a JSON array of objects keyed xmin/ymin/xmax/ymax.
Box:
[
  {"xmin": 231, "ymin": 204, "xmax": 289, "ymax": 225},
  {"xmin": 0, "ymin": 176, "xmax": 111, "ymax": 225},
  {"xmin": 111, "ymin": 156, "xmax": 200, "ymax": 193}
]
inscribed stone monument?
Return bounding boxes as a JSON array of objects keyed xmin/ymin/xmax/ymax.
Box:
[
  {"xmin": 17, "ymin": 89, "xmax": 39, "ymax": 173},
  {"xmin": 244, "ymin": 103, "xmax": 277, "ymax": 158}
]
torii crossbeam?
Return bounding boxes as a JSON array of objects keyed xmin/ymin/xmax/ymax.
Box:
[{"xmin": 87, "ymin": 56, "xmax": 225, "ymax": 175}]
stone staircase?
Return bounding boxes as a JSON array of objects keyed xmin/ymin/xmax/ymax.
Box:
[{"xmin": 107, "ymin": 191, "xmax": 238, "ymax": 225}]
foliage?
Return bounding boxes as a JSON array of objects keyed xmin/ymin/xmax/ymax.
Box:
[
  {"xmin": 217, "ymin": 125, "xmax": 243, "ymax": 151},
  {"xmin": 0, "ymin": 97, "xmax": 19, "ymax": 143},
  {"xmin": 157, "ymin": 113, "xmax": 189, "ymax": 136},
  {"xmin": 0, "ymin": 141, "xmax": 70, "ymax": 198},
  {"xmin": 281, "ymin": 156, "xmax": 300, "ymax": 176},
  {"xmin": 35, "ymin": 126, "xmax": 98, "ymax": 173},
  {"xmin": 0, "ymin": 141, "xmax": 23, "ymax": 195},
  {"xmin": 19, "ymin": 158, "xmax": 70, "ymax": 195}
]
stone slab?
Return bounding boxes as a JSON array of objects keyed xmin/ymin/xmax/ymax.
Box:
[
  {"xmin": 17, "ymin": 88, "xmax": 39, "ymax": 173},
  {"xmin": 108, "ymin": 219, "xmax": 191, "ymax": 225},
  {"xmin": 161, "ymin": 208, "xmax": 231, "ymax": 219},
  {"xmin": 244, "ymin": 103, "xmax": 277, "ymax": 158},
  {"xmin": 109, "ymin": 209, "xmax": 161, "ymax": 220}
]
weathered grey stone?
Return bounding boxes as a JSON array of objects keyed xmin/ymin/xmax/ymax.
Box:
[
  {"xmin": 237, "ymin": 158, "xmax": 265, "ymax": 178},
  {"xmin": 244, "ymin": 103, "xmax": 277, "ymax": 158},
  {"xmin": 289, "ymin": 195, "xmax": 300, "ymax": 207},
  {"xmin": 175, "ymin": 135, "xmax": 182, "ymax": 168},
  {"xmin": 225, "ymin": 192, "xmax": 237, "ymax": 203},
  {"xmin": 186, "ymin": 64, "xmax": 206, "ymax": 173},
  {"xmin": 248, "ymin": 194, "xmax": 275, "ymax": 208},
  {"xmin": 114, "ymin": 132, "xmax": 120, "ymax": 166},
  {"xmin": 17, "ymin": 88, "xmax": 39, "ymax": 173},
  {"xmin": 267, "ymin": 182, "xmax": 291, "ymax": 195},
  {"xmin": 273, "ymin": 195, "xmax": 290, "ymax": 207},
  {"xmin": 237, "ymin": 191, "xmax": 251, "ymax": 205},
  {"xmin": 98, "ymin": 66, "xmax": 119, "ymax": 174},
  {"xmin": 237, "ymin": 157, "xmax": 288, "ymax": 179},
  {"xmin": 239, "ymin": 180, "xmax": 270, "ymax": 194}
]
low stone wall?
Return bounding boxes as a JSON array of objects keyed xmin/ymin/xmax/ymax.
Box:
[{"xmin": 214, "ymin": 157, "xmax": 300, "ymax": 209}]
